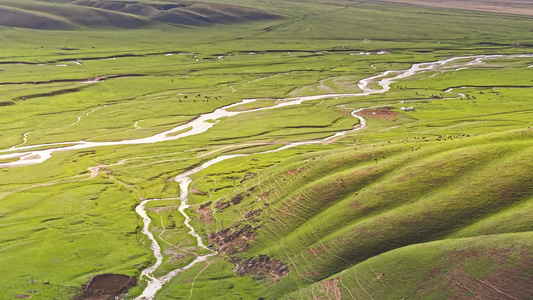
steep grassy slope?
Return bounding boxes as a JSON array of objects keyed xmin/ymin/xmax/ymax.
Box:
[
  {"xmin": 183, "ymin": 128, "xmax": 533, "ymax": 298},
  {"xmin": 292, "ymin": 232, "xmax": 533, "ymax": 299}
]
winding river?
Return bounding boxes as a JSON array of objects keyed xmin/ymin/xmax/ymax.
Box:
[
  {"xmin": 135, "ymin": 108, "xmax": 367, "ymax": 299},
  {"xmin": 1, "ymin": 53, "xmax": 532, "ymax": 299},
  {"xmin": 1, "ymin": 54, "xmax": 532, "ymax": 168}
]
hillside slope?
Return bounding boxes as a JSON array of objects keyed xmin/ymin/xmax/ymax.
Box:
[
  {"xmin": 0, "ymin": 0, "xmax": 283, "ymax": 30},
  {"xmin": 291, "ymin": 232, "xmax": 533, "ymax": 299},
  {"xmin": 187, "ymin": 128, "xmax": 533, "ymax": 298},
  {"xmin": 0, "ymin": 6, "xmax": 76, "ymax": 30}
]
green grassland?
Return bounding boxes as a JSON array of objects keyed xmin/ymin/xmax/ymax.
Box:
[
  {"xmin": 289, "ymin": 232, "xmax": 533, "ymax": 299},
  {"xmin": 0, "ymin": 0, "xmax": 532, "ymax": 299}
]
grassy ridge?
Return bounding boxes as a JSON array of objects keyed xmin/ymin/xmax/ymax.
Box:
[
  {"xmin": 186, "ymin": 128, "xmax": 533, "ymax": 298},
  {"xmin": 290, "ymin": 232, "xmax": 533, "ymax": 299}
]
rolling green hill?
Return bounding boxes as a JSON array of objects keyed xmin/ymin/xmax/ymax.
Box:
[{"xmin": 183, "ymin": 127, "xmax": 533, "ymax": 298}]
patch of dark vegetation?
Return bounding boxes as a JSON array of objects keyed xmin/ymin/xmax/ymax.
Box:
[
  {"xmin": 50, "ymin": 51, "xmax": 191, "ymax": 63},
  {"xmin": 479, "ymin": 42, "xmax": 523, "ymax": 47},
  {"xmin": 208, "ymin": 207, "xmax": 262, "ymax": 254},
  {"xmin": 198, "ymin": 201, "xmax": 212, "ymax": 210},
  {"xmin": 244, "ymin": 209, "xmax": 262, "ymax": 223},
  {"xmin": 215, "ymin": 191, "xmax": 253, "ymax": 212},
  {"xmin": 233, "ymin": 255, "xmax": 289, "ymax": 280},
  {"xmin": 151, "ymin": 4, "xmax": 187, "ymax": 11},
  {"xmin": 74, "ymin": 273, "xmax": 136, "ymax": 300},
  {"xmin": 241, "ymin": 172, "xmax": 257, "ymax": 183},
  {"xmin": 0, "ymin": 101, "xmax": 15, "ymax": 106},
  {"xmin": 0, "ymin": 61, "xmax": 38, "ymax": 65},
  {"xmin": 20, "ymin": 87, "xmax": 84, "ymax": 100},
  {"xmin": 208, "ymin": 223, "xmax": 259, "ymax": 254},
  {"xmin": 41, "ymin": 217, "xmax": 62, "ymax": 223},
  {"xmin": 215, "ymin": 199, "xmax": 230, "ymax": 212},
  {"xmin": 231, "ymin": 193, "xmax": 244, "ymax": 205},
  {"xmin": 358, "ymin": 107, "xmax": 399, "ymax": 121},
  {"xmin": 1, "ymin": 73, "xmax": 144, "ymax": 86},
  {"xmin": 57, "ymin": 53, "xmax": 141, "ymax": 62},
  {"xmin": 196, "ymin": 201, "xmax": 213, "ymax": 224}
]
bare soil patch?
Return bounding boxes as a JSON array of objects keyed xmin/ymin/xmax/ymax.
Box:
[
  {"xmin": 208, "ymin": 207, "xmax": 262, "ymax": 254},
  {"xmin": 284, "ymin": 166, "xmax": 308, "ymax": 176},
  {"xmin": 208, "ymin": 224, "xmax": 258, "ymax": 254},
  {"xmin": 196, "ymin": 201, "xmax": 214, "ymax": 224},
  {"xmin": 190, "ymin": 187, "xmax": 206, "ymax": 195},
  {"xmin": 319, "ymin": 278, "xmax": 343, "ymax": 300},
  {"xmin": 74, "ymin": 274, "xmax": 136, "ymax": 300},
  {"xmin": 358, "ymin": 107, "xmax": 399, "ymax": 121}
]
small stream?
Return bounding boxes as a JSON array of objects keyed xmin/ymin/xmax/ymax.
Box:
[
  {"xmin": 130, "ymin": 53, "xmax": 533, "ymax": 299},
  {"xmin": 135, "ymin": 108, "xmax": 367, "ymax": 299}
]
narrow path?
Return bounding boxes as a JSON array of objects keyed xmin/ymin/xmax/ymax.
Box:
[{"xmin": 68, "ymin": 105, "xmax": 108, "ymax": 126}]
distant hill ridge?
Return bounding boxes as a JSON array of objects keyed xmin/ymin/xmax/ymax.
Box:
[{"xmin": 0, "ymin": 0, "xmax": 283, "ymax": 30}]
